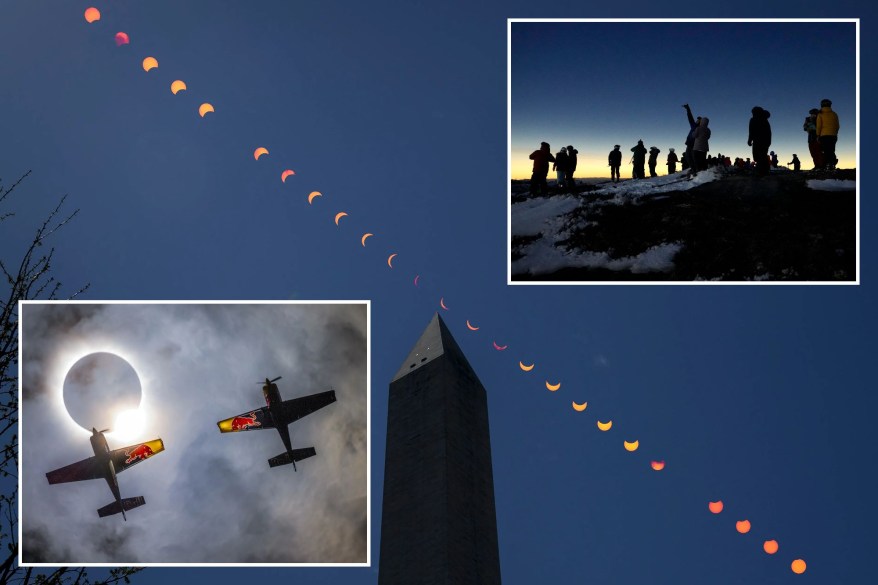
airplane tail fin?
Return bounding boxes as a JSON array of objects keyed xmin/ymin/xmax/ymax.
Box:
[
  {"xmin": 98, "ymin": 496, "xmax": 145, "ymax": 520},
  {"xmin": 268, "ymin": 447, "xmax": 316, "ymax": 470}
]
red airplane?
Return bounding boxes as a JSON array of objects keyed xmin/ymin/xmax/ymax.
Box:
[
  {"xmin": 46, "ymin": 428, "xmax": 165, "ymax": 520},
  {"xmin": 216, "ymin": 376, "xmax": 336, "ymax": 470}
]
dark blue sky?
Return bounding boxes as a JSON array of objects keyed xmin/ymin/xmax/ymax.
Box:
[
  {"xmin": 512, "ymin": 21, "xmax": 856, "ymax": 177},
  {"xmin": 1, "ymin": 1, "xmax": 876, "ymax": 583}
]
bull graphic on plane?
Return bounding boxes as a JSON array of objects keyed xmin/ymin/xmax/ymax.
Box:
[
  {"xmin": 46, "ymin": 428, "xmax": 165, "ymax": 520},
  {"xmin": 217, "ymin": 376, "xmax": 336, "ymax": 470}
]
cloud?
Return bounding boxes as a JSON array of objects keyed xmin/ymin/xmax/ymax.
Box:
[{"xmin": 19, "ymin": 302, "xmax": 368, "ymax": 564}]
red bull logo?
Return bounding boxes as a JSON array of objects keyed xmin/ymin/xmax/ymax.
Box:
[
  {"xmin": 231, "ymin": 412, "xmax": 261, "ymax": 431},
  {"xmin": 124, "ymin": 444, "xmax": 155, "ymax": 465}
]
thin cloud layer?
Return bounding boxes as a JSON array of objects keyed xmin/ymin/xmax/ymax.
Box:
[{"xmin": 20, "ymin": 302, "xmax": 368, "ymax": 564}]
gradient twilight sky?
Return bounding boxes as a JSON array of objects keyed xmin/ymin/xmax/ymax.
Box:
[
  {"xmin": 1, "ymin": 1, "xmax": 877, "ymax": 584},
  {"xmin": 511, "ymin": 21, "xmax": 857, "ymax": 178}
]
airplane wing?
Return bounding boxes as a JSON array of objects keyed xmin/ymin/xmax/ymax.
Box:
[
  {"xmin": 46, "ymin": 456, "xmax": 103, "ymax": 484},
  {"xmin": 110, "ymin": 438, "xmax": 165, "ymax": 473},
  {"xmin": 280, "ymin": 390, "xmax": 337, "ymax": 425},
  {"xmin": 217, "ymin": 406, "xmax": 275, "ymax": 433}
]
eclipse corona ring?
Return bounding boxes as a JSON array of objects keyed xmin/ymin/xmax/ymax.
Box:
[{"xmin": 62, "ymin": 352, "xmax": 142, "ymax": 433}]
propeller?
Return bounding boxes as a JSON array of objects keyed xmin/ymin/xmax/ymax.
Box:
[{"xmin": 258, "ymin": 376, "xmax": 282, "ymax": 385}]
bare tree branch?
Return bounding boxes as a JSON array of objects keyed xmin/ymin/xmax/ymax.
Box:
[{"xmin": 0, "ymin": 171, "xmax": 141, "ymax": 585}]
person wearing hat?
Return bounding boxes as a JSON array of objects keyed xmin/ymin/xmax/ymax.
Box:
[
  {"xmin": 816, "ymin": 98, "xmax": 840, "ymax": 170},
  {"xmin": 608, "ymin": 145, "xmax": 622, "ymax": 183},
  {"xmin": 788, "ymin": 154, "xmax": 801, "ymax": 171},
  {"xmin": 564, "ymin": 145, "xmax": 578, "ymax": 192},
  {"xmin": 553, "ymin": 146, "xmax": 569, "ymax": 190},
  {"xmin": 529, "ymin": 141, "xmax": 555, "ymax": 196},
  {"xmin": 803, "ymin": 108, "xmax": 824, "ymax": 169},
  {"xmin": 647, "ymin": 146, "xmax": 661, "ymax": 177},
  {"xmin": 630, "ymin": 140, "xmax": 647, "ymax": 179},
  {"xmin": 667, "ymin": 148, "xmax": 679, "ymax": 174}
]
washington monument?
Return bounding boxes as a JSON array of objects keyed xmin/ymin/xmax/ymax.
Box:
[{"xmin": 379, "ymin": 313, "xmax": 501, "ymax": 584}]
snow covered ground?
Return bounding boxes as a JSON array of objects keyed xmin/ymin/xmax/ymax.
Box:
[
  {"xmin": 806, "ymin": 179, "xmax": 856, "ymax": 191},
  {"xmin": 511, "ymin": 169, "xmax": 720, "ymax": 277}
]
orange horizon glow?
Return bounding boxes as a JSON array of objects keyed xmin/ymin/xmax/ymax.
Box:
[{"xmin": 510, "ymin": 150, "xmax": 857, "ymax": 181}]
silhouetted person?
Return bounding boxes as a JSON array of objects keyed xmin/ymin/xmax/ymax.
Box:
[
  {"xmin": 565, "ymin": 145, "xmax": 578, "ymax": 191},
  {"xmin": 692, "ymin": 117, "xmax": 710, "ymax": 174},
  {"xmin": 553, "ymin": 147, "xmax": 568, "ymax": 190},
  {"xmin": 667, "ymin": 148, "xmax": 678, "ymax": 174},
  {"xmin": 788, "ymin": 154, "xmax": 801, "ymax": 171},
  {"xmin": 529, "ymin": 142, "xmax": 555, "ymax": 196},
  {"xmin": 817, "ymin": 98, "xmax": 840, "ymax": 170},
  {"xmin": 682, "ymin": 103, "xmax": 700, "ymax": 175},
  {"xmin": 748, "ymin": 106, "xmax": 772, "ymax": 176},
  {"xmin": 681, "ymin": 151, "xmax": 690, "ymax": 172},
  {"xmin": 608, "ymin": 145, "xmax": 622, "ymax": 182},
  {"xmin": 631, "ymin": 140, "xmax": 647, "ymax": 179},
  {"xmin": 648, "ymin": 146, "xmax": 660, "ymax": 177},
  {"xmin": 804, "ymin": 108, "xmax": 824, "ymax": 169}
]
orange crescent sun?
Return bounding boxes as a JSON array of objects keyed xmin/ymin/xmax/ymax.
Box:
[
  {"xmin": 519, "ymin": 361, "xmax": 534, "ymax": 372},
  {"xmin": 493, "ymin": 341, "xmax": 507, "ymax": 351},
  {"xmin": 142, "ymin": 57, "xmax": 158, "ymax": 72},
  {"xmin": 439, "ymin": 297, "xmax": 449, "ymax": 310},
  {"xmin": 387, "ymin": 253, "xmax": 397, "ymax": 268},
  {"xmin": 171, "ymin": 80, "xmax": 187, "ymax": 94},
  {"xmin": 308, "ymin": 191, "xmax": 322, "ymax": 204},
  {"xmin": 84, "ymin": 8, "xmax": 101, "ymax": 23},
  {"xmin": 198, "ymin": 103, "xmax": 214, "ymax": 117},
  {"xmin": 254, "ymin": 147, "xmax": 269, "ymax": 160},
  {"xmin": 466, "ymin": 320, "xmax": 479, "ymax": 331},
  {"xmin": 281, "ymin": 169, "xmax": 295, "ymax": 182},
  {"xmin": 334, "ymin": 212, "xmax": 348, "ymax": 225},
  {"xmin": 572, "ymin": 401, "xmax": 587, "ymax": 412},
  {"xmin": 545, "ymin": 381, "xmax": 561, "ymax": 391},
  {"xmin": 361, "ymin": 233, "xmax": 373, "ymax": 247},
  {"xmin": 597, "ymin": 420, "xmax": 612, "ymax": 431}
]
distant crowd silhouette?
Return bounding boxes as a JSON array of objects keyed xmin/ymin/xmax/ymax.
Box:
[{"xmin": 526, "ymin": 99, "xmax": 841, "ymax": 195}]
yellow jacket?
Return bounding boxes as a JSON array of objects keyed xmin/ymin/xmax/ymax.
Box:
[{"xmin": 816, "ymin": 107, "xmax": 839, "ymax": 136}]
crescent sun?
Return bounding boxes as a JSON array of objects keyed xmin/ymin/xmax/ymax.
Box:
[
  {"xmin": 254, "ymin": 147, "xmax": 269, "ymax": 161},
  {"xmin": 84, "ymin": 7, "xmax": 101, "ymax": 23},
  {"xmin": 439, "ymin": 297, "xmax": 449, "ymax": 311},
  {"xmin": 142, "ymin": 57, "xmax": 158, "ymax": 72},
  {"xmin": 361, "ymin": 233, "xmax": 374, "ymax": 247},
  {"xmin": 466, "ymin": 320, "xmax": 479, "ymax": 331},
  {"xmin": 492, "ymin": 341, "xmax": 507, "ymax": 351},
  {"xmin": 198, "ymin": 103, "xmax": 215, "ymax": 117},
  {"xmin": 115, "ymin": 32, "xmax": 130, "ymax": 47},
  {"xmin": 334, "ymin": 212, "xmax": 348, "ymax": 225},
  {"xmin": 414, "ymin": 275, "xmax": 420, "ymax": 287},
  {"xmin": 597, "ymin": 420, "xmax": 612, "ymax": 431},
  {"xmin": 387, "ymin": 253, "xmax": 398, "ymax": 268},
  {"xmin": 308, "ymin": 191, "xmax": 322, "ymax": 204},
  {"xmin": 171, "ymin": 80, "xmax": 187, "ymax": 94},
  {"xmin": 545, "ymin": 381, "xmax": 561, "ymax": 391},
  {"xmin": 572, "ymin": 401, "xmax": 587, "ymax": 412},
  {"xmin": 623, "ymin": 440, "xmax": 639, "ymax": 452},
  {"xmin": 281, "ymin": 169, "xmax": 295, "ymax": 182},
  {"xmin": 519, "ymin": 361, "xmax": 534, "ymax": 372}
]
